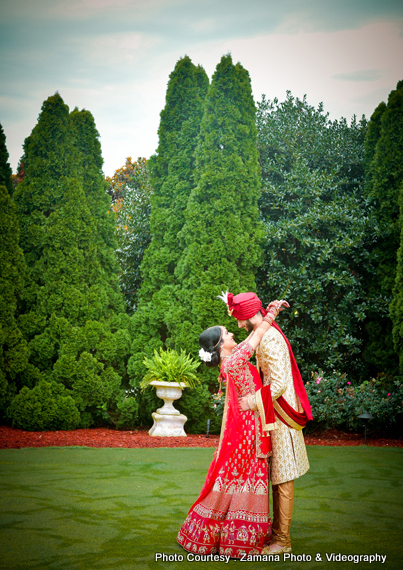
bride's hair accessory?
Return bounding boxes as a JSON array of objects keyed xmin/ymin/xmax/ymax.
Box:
[{"xmin": 199, "ymin": 348, "xmax": 212, "ymax": 362}]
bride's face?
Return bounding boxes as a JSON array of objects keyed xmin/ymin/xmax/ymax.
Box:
[{"xmin": 220, "ymin": 327, "xmax": 236, "ymax": 351}]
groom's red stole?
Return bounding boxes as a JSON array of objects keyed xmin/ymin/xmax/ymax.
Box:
[{"xmin": 257, "ymin": 322, "xmax": 312, "ymax": 431}]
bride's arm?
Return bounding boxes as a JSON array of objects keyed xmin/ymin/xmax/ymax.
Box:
[
  {"xmin": 247, "ymin": 299, "xmax": 288, "ymax": 350},
  {"xmin": 247, "ymin": 320, "xmax": 272, "ymax": 351}
]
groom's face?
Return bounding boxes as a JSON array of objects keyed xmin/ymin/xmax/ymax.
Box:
[{"xmin": 237, "ymin": 319, "xmax": 254, "ymax": 333}]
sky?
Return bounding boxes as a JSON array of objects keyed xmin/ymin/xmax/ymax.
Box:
[{"xmin": 0, "ymin": 0, "xmax": 402, "ymax": 177}]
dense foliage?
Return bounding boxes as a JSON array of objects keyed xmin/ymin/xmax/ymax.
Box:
[
  {"xmin": 177, "ymin": 54, "xmax": 263, "ymax": 318},
  {"xmin": 362, "ymin": 87, "xmax": 401, "ymax": 375},
  {"xmin": 8, "ymin": 380, "xmax": 80, "ymax": 431},
  {"xmin": 363, "ymin": 81, "xmax": 403, "ymax": 375},
  {"xmin": 391, "ymin": 181, "xmax": 403, "ymax": 372},
  {"xmin": 9, "ymin": 93, "xmax": 131, "ymax": 430},
  {"xmin": 127, "ymin": 55, "xmax": 263, "ymax": 433},
  {"xmin": 2, "ymin": 59, "xmax": 402, "ymax": 434},
  {"xmin": 172, "ymin": 54, "xmax": 263, "ymax": 431},
  {"xmin": 127, "ymin": 57, "xmax": 211, "ymax": 432},
  {"xmin": 107, "ymin": 157, "xmax": 152, "ymax": 313},
  {"xmin": 256, "ymin": 93, "xmax": 371, "ymax": 379},
  {"xmin": 139, "ymin": 56, "xmax": 209, "ymax": 300},
  {"xmin": 0, "ymin": 124, "xmax": 13, "ymax": 195},
  {"xmin": 0, "ymin": 185, "xmax": 29, "ymax": 420}
]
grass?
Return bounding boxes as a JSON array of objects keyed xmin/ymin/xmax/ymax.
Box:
[{"xmin": 0, "ymin": 446, "xmax": 402, "ymax": 570}]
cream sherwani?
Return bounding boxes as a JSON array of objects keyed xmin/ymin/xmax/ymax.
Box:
[{"xmin": 256, "ymin": 326, "xmax": 309, "ymax": 485}]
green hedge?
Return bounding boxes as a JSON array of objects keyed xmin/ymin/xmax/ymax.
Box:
[{"xmin": 7, "ymin": 380, "xmax": 80, "ymax": 431}]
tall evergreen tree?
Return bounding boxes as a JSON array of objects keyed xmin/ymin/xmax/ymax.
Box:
[
  {"xmin": 0, "ymin": 185, "xmax": 29, "ymax": 419},
  {"xmin": 169, "ymin": 54, "xmax": 264, "ymax": 419},
  {"xmin": 128, "ymin": 55, "xmax": 262, "ymax": 432},
  {"xmin": 364, "ymin": 102, "xmax": 386, "ymax": 176},
  {"xmin": 0, "ymin": 124, "xmax": 13, "ymax": 196},
  {"xmin": 363, "ymin": 81, "xmax": 403, "ymax": 375},
  {"xmin": 391, "ymin": 183, "xmax": 403, "ymax": 372},
  {"xmin": 256, "ymin": 92, "xmax": 371, "ymax": 378},
  {"xmin": 127, "ymin": 57, "xmax": 209, "ymax": 429},
  {"xmin": 138, "ymin": 56, "xmax": 209, "ymax": 299},
  {"xmin": 12, "ymin": 93, "xmax": 131, "ymax": 429},
  {"xmin": 175, "ymin": 54, "xmax": 263, "ymax": 336},
  {"xmin": 70, "ymin": 108, "xmax": 121, "ymax": 279}
]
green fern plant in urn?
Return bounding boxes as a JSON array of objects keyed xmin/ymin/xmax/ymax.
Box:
[{"xmin": 141, "ymin": 348, "xmax": 200, "ymax": 436}]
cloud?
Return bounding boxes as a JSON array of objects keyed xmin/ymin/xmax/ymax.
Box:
[
  {"xmin": 83, "ymin": 32, "xmax": 161, "ymax": 69},
  {"xmin": 1, "ymin": 0, "xmax": 403, "ymax": 175},
  {"xmin": 332, "ymin": 70, "xmax": 383, "ymax": 82},
  {"xmin": 191, "ymin": 18, "xmax": 218, "ymax": 34},
  {"xmin": 184, "ymin": 21, "xmax": 403, "ymax": 120}
]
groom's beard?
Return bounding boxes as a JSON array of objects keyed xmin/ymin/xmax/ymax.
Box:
[{"xmin": 245, "ymin": 320, "xmax": 254, "ymax": 333}]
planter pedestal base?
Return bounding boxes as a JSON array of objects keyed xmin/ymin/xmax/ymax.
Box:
[
  {"xmin": 149, "ymin": 412, "xmax": 188, "ymax": 437},
  {"xmin": 148, "ymin": 380, "xmax": 188, "ymax": 437}
]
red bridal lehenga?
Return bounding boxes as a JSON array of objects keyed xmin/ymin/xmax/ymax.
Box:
[{"xmin": 177, "ymin": 342, "xmax": 274, "ymax": 558}]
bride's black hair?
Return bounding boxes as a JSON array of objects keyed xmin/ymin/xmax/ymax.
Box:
[{"xmin": 199, "ymin": 326, "xmax": 223, "ymax": 368}]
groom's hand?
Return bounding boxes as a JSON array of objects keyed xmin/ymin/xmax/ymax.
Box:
[{"xmin": 239, "ymin": 394, "xmax": 251, "ymax": 411}]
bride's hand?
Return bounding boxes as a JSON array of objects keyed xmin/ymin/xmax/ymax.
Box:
[
  {"xmin": 267, "ymin": 299, "xmax": 290, "ymax": 314},
  {"xmin": 239, "ymin": 395, "xmax": 251, "ymax": 412}
]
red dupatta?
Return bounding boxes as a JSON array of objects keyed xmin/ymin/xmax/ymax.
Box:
[
  {"xmin": 272, "ymin": 323, "xmax": 312, "ymax": 425},
  {"xmin": 258, "ymin": 322, "xmax": 312, "ymax": 428}
]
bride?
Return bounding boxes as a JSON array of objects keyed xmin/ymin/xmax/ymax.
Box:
[{"xmin": 177, "ymin": 301, "xmax": 287, "ymax": 558}]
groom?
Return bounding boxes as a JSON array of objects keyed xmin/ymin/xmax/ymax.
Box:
[{"xmin": 222, "ymin": 291, "xmax": 312, "ymax": 555}]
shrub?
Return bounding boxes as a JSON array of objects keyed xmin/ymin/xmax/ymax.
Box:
[
  {"xmin": 115, "ymin": 395, "xmax": 139, "ymax": 429},
  {"xmin": 7, "ymin": 380, "xmax": 80, "ymax": 431},
  {"xmin": 13, "ymin": 93, "xmax": 129, "ymax": 429},
  {"xmin": 306, "ymin": 371, "xmax": 403, "ymax": 433},
  {"xmin": 176, "ymin": 384, "xmax": 221, "ymax": 435}
]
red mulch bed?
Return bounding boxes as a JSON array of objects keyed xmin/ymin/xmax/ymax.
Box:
[
  {"xmin": 304, "ymin": 428, "xmax": 403, "ymax": 447},
  {"xmin": 0, "ymin": 425, "xmax": 402, "ymax": 450},
  {"xmin": 0, "ymin": 426, "xmax": 219, "ymax": 449}
]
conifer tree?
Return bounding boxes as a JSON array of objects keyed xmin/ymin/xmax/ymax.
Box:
[
  {"xmin": 364, "ymin": 102, "xmax": 386, "ymax": 177},
  {"xmin": 127, "ymin": 57, "xmax": 209, "ymax": 429},
  {"xmin": 138, "ymin": 56, "xmax": 209, "ymax": 298},
  {"xmin": 128, "ymin": 55, "xmax": 262, "ymax": 432},
  {"xmin": 0, "ymin": 185, "xmax": 29, "ymax": 419},
  {"xmin": 70, "ymin": 108, "xmax": 121, "ymax": 282},
  {"xmin": 363, "ymin": 81, "xmax": 403, "ymax": 375},
  {"xmin": 175, "ymin": 54, "xmax": 263, "ymax": 339},
  {"xmin": 391, "ymin": 183, "xmax": 403, "ymax": 372},
  {"xmin": 0, "ymin": 124, "xmax": 13, "ymax": 195},
  {"xmin": 12, "ymin": 93, "xmax": 131, "ymax": 429},
  {"xmin": 166, "ymin": 54, "xmax": 264, "ymax": 429}
]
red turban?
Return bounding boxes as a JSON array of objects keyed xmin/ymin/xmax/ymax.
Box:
[{"xmin": 227, "ymin": 292, "xmax": 267, "ymax": 320}]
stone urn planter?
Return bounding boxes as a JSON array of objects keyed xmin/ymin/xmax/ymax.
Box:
[
  {"xmin": 148, "ymin": 380, "xmax": 188, "ymax": 437},
  {"xmin": 140, "ymin": 348, "xmax": 201, "ymax": 438}
]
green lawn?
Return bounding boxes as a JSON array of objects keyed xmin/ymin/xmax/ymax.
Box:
[{"xmin": 0, "ymin": 446, "xmax": 402, "ymax": 570}]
